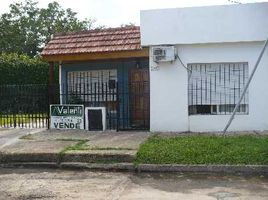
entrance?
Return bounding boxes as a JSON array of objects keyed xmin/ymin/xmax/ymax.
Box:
[{"xmin": 129, "ymin": 69, "xmax": 150, "ymax": 129}]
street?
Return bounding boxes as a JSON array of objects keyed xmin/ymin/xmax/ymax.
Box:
[{"xmin": 0, "ymin": 168, "xmax": 267, "ymax": 200}]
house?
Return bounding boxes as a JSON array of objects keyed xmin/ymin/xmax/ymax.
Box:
[
  {"xmin": 41, "ymin": 26, "xmax": 150, "ymax": 131},
  {"xmin": 42, "ymin": 2, "xmax": 268, "ymax": 132},
  {"xmin": 140, "ymin": 2, "xmax": 268, "ymax": 132}
]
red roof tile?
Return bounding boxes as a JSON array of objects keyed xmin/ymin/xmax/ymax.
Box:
[{"xmin": 41, "ymin": 26, "xmax": 142, "ymax": 56}]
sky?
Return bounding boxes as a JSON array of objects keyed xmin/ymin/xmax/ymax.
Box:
[{"xmin": 0, "ymin": 0, "xmax": 267, "ymax": 27}]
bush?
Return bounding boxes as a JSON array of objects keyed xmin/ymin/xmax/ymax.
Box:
[
  {"xmin": 0, "ymin": 84, "xmax": 49, "ymax": 114},
  {"xmin": 0, "ymin": 53, "xmax": 57, "ymax": 84}
]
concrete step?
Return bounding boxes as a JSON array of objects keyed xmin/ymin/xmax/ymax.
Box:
[{"xmin": 0, "ymin": 150, "xmax": 136, "ymax": 164}]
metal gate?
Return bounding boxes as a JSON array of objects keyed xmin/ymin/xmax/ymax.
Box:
[
  {"xmin": 57, "ymin": 80, "xmax": 150, "ymax": 131},
  {"xmin": 0, "ymin": 81, "xmax": 149, "ymax": 130},
  {"xmin": 0, "ymin": 84, "xmax": 49, "ymax": 128}
]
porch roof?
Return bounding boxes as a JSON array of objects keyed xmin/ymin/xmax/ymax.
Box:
[{"xmin": 41, "ymin": 26, "xmax": 148, "ymax": 62}]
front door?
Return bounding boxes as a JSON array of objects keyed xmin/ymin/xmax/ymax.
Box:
[{"xmin": 129, "ymin": 69, "xmax": 149, "ymax": 129}]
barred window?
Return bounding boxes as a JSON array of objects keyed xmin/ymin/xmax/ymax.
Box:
[
  {"xmin": 188, "ymin": 63, "xmax": 249, "ymax": 115},
  {"xmin": 67, "ymin": 69, "xmax": 117, "ymax": 102}
]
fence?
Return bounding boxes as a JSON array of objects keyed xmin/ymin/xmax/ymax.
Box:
[
  {"xmin": 0, "ymin": 84, "xmax": 49, "ymax": 128},
  {"xmin": 51, "ymin": 81, "xmax": 150, "ymax": 130},
  {"xmin": 0, "ymin": 81, "xmax": 150, "ymax": 130}
]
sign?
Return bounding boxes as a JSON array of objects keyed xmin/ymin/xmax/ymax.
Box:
[{"xmin": 50, "ymin": 105, "xmax": 84, "ymax": 130}]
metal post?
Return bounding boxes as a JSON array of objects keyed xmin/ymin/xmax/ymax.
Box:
[{"xmin": 223, "ymin": 37, "xmax": 268, "ymax": 133}]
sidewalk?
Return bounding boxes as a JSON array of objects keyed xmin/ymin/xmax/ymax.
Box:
[
  {"xmin": 0, "ymin": 129, "xmax": 150, "ymax": 164},
  {"xmin": 1, "ymin": 128, "xmax": 267, "ymax": 175}
]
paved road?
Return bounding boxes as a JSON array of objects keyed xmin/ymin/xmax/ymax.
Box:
[{"xmin": 0, "ymin": 168, "xmax": 267, "ymax": 200}]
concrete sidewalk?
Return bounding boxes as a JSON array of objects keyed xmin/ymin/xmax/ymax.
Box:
[
  {"xmin": 0, "ymin": 128, "xmax": 45, "ymax": 149},
  {"xmin": 0, "ymin": 129, "xmax": 150, "ymax": 164},
  {"xmin": 1, "ymin": 129, "xmax": 267, "ymax": 175}
]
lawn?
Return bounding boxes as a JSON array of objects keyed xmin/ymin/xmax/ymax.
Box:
[
  {"xmin": 0, "ymin": 114, "xmax": 47, "ymax": 125},
  {"xmin": 135, "ymin": 135, "xmax": 268, "ymax": 165}
]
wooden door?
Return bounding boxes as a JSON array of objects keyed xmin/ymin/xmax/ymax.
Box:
[{"xmin": 129, "ymin": 69, "xmax": 149, "ymax": 128}]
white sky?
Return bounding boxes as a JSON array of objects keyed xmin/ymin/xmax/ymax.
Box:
[{"xmin": 0, "ymin": 0, "xmax": 267, "ymax": 27}]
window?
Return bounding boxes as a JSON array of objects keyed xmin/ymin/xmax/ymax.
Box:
[
  {"xmin": 188, "ymin": 63, "xmax": 249, "ymax": 115},
  {"xmin": 67, "ymin": 69, "xmax": 117, "ymax": 102}
]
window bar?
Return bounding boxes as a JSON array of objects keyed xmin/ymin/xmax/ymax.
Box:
[
  {"xmin": 223, "ymin": 64, "xmax": 226, "ymax": 114},
  {"xmin": 228, "ymin": 64, "xmax": 231, "ymax": 113},
  {"xmin": 238, "ymin": 64, "xmax": 241, "ymax": 113},
  {"xmin": 79, "ymin": 72, "xmax": 82, "ymax": 103},
  {"xmin": 94, "ymin": 82, "xmax": 97, "ymax": 107},
  {"xmin": 200, "ymin": 64, "xmax": 203, "ymax": 106},
  {"xmin": 214, "ymin": 70, "xmax": 216, "ymax": 107},
  {"xmin": 111, "ymin": 82, "xmax": 114, "ymax": 129},
  {"xmin": 105, "ymin": 82, "xmax": 109, "ymax": 130},
  {"xmin": 205, "ymin": 64, "xmax": 207, "ymax": 102},
  {"xmin": 195, "ymin": 75, "xmax": 198, "ymax": 106},
  {"xmin": 210, "ymin": 74, "xmax": 212, "ymax": 109},
  {"xmin": 116, "ymin": 81, "xmax": 120, "ymax": 131},
  {"xmin": 242, "ymin": 64, "xmax": 245, "ymax": 109},
  {"xmin": 191, "ymin": 66, "xmax": 194, "ymax": 114}
]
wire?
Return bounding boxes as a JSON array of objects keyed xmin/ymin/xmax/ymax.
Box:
[{"xmin": 175, "ymin": 54, "xmax": 192, "ymax": 72}]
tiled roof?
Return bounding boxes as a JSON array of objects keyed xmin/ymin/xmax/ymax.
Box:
[{"xmin": 41, "ymin": 26, "xmax": 142, "ymax": 56}]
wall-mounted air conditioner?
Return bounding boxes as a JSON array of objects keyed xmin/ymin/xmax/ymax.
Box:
[
  {"xmin": 85, "ymin": 107, "xmax": 106, "ymax": 131},
  {"xmin": 152, "ymin": 46, "xmax": 176, "ymax": 62}
]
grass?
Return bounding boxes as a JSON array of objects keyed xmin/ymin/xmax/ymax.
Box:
[
  {"xmin": 135, "ymin": 135, "xmax": 268, "ymax": 165},
  {"xmin": 59, "ymin": 139, "xmax": 133, "ymax": 153},
  {"xmin": 0, "ymin": 114, "xmax": 47, "ymax": 125},
  {"xmin": 89, "ymin": 147, "xmax": 134, "ymax": 151},
  {"xmin": 59, "ymin": 139, "xmax": 90, "ymax": 155},
  {"xmin": 56, "ymin": 138, "xmax": 89, "ymax": 142},
  {"xmin": 20, "ymin": 134, "xmax": 35, "ymax": 140}
]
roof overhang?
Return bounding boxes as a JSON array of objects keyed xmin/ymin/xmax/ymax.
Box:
[{"xmin": 42, "ymin": 48, "xmax": 149, "ymax": 62}]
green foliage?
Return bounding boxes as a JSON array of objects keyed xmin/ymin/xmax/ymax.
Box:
[
  {"xmin": 0, "ymin": 53, "xmax": 52, "ymax": 84},
  {"xmin": 0, "ymin": 0, "xmax": 94, "ymax": 56},
  {"xmin": 120, "ymin": 23, "xmax": 136, "ymax": 28},
  {"xmin": 135, "ymin": 135, "xmax": 268, "ymax": 165},
  {"xmin": 59, "ymin": 140, "xmax": 90, "ymax": 155}
]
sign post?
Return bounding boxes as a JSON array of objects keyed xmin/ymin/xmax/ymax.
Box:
[{"xmin": 50, "ymin": 105, "xmax": 84, "ymax": 130}]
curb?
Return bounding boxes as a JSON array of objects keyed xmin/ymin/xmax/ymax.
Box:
[
  {"xmin": 1, "ymin": 162, "xmax": 267, "ymax": 175},
  {"xmin": 0, "ymin": 151, "xmax": 135, "ymax": 164},
  {"xmin": 137, "ymin": 164, "xmax": 268, "ymax": 175}
]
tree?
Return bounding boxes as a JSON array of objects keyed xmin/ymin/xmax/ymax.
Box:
[
  {"xmin": 120, "ymin": 23, "xmax": 136, "ymax": 28},
  {"xmin": 0, "ymin": 0, "xmax": 94, "ymax": 56}
]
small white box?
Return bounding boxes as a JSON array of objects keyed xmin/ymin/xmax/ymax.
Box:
[{"xmin": 85, "ymin": 107, "xmax": 106, "ymax": 131}]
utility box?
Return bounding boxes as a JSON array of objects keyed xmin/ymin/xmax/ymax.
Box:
[{"xmin": 85, "ymin": 107, "xmax": 106, "ymax": 131}]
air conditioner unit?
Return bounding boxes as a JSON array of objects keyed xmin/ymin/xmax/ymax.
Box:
[
  {"xmin": 85, "ymin": 107, "xmax": 106, "ymax": 131},
  {"xmin": 152, "ymin": 46, "xmax": 176, "ymax": 62}
]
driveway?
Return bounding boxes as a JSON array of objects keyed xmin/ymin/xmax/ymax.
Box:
[{"xmin": 0, "ymin": 168, "xmax": 267, "ymax": 200}]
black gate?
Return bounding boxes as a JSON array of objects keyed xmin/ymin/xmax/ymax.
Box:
[
  {"xmin": 0, "ymin": 84, "xmax": 49, "ymax": 128},
  {"xmin": 0, "ymin": 82, "xmax": 149, "ymax": 130},
  {"xmin": 57, "ymin": 81, "xmax": 150, "ymax": 131}
]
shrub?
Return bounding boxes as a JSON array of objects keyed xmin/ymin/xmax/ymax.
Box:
[{"xmin": 0, "ymin": 53, "xmax": 58, "ymax": 84}]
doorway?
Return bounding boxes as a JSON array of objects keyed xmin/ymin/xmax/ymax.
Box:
[{"xmin": 129, "ymin": 69, "xmax": 149, "ymax": 129}]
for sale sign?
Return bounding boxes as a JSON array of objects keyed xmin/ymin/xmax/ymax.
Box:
[{"xmin": 50, "ymin": 105, "xmax": 84, "ymax": 130}]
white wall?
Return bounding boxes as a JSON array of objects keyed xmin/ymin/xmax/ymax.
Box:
[
  {"xmin": 149, "ymin": 55, "xmax": 188, "ymax": 132},
  {"xmin": 141, "ymin": 3, "xmax": 268, "ymax": 46},
  {"xmin": 150, "ymin": 42, "xmax": 268, "ymax": 132}
]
